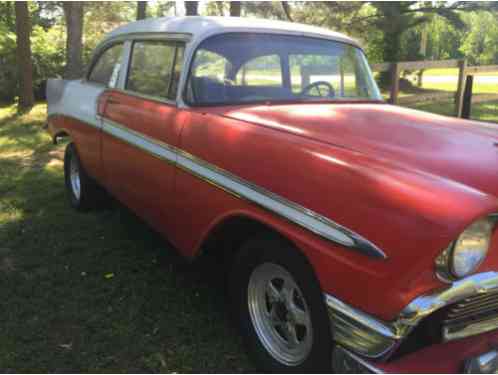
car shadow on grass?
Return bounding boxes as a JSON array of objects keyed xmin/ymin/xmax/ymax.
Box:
[{"xmin": 0, "ymin": 105, "xmax": 254, "ymax": 373}]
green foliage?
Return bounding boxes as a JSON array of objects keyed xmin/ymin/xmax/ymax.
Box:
[
  {"xmin": 460, "ymin": 11, "xmax": 498, "ymax": 65},
  {"xmin": 31, "ymin": 25, "xmax": 66, "ymax": 95},
  {"xmin": 424, "ymin": 15, "xmax": 464, "ymax": 60},
  {"xmin": 0, "ymin": 23, "xmax": 17, "ymax": 101},
  {"xmin": 1, "ymin": 1, "xmax": 498, "ymax": 103},
  {"xmin": 0, "ymin": 2, "xmax": 15, "ymax": 33},
  {"xmin": 82, "ymin": 2, "xmax": 136, "ymax": 65},
  {"xmin": 0, "ymin": 22, "xmax": 65, "ymax": 101}
]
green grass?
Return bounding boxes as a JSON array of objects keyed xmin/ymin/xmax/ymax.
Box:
[
  {"xmin": 422, "ymin": 67, "xmax": 498, "ymax": 76},
  {"xmin": 404, "ymin": 68, "xmax": 498, "ymax": 94},
  {"xmin": 420, "ymin": 81, "xmax": 498, "ymax": 94},
  {"xmin": 0, "ymin": 103, "xmax": 253, "ymax": 372},
  {"xmin": 408, "ymin": 100, "xmax": 498, "ymax": 123}
]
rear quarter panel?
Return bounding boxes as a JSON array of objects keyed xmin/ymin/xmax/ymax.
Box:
[{"xmin": 47, "ymin": 79, "xmax": 105, "ymax": 181}]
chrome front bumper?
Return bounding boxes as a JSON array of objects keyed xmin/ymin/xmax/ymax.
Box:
[
  {"xmin": 325, "ymin": 271, "xmax": 498, "ymax": 359},
  {"xmin": 464, "ymin": 350, "xmax": 498, "ymax": 374},
  {"xmin": 333, "ymin": 346, "xmax": 498, "ymax": 374}
]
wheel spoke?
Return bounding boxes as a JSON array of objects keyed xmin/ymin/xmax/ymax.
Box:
[
  {"xmin": 281, "ymin": 279, "xmax": 295, "ymax": 307},
  {"xmin": 289, "ymin": 303, "xmax": 308, "ymax": 326},
  {"xmin": 268, "ymin": 303, "xmax": 279, "ymax": 322},
  {"xmin": 267, "ymin": 281, "xmax": 282, "ymax": 304},
  {"xmin": 286, "ymin": 322, "xmax": 300, "ymax": 347}
]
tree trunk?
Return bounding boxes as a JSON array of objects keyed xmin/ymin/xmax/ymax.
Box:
[
  {"xmin": 63, "ymin": 2, "xmax": 84, "ymax": 80},
  {"xmin": 136, "ymin": 1, "xmax": 147, "ymax": 20},
  {"xmin": 185, "ymin": 1, "xmax": 198, "ymax": 16},
  {"xmin": 14, "ymin": 1, "xmax": 34, "ymax": 109},
  {"xmin": 230, "ymin": 1, "xmax": 241, "ymax": 17},
  {"xmin": 378, "ymin": 29, "xmax": 402, "ymax": 88},
  {"xmin": 281, "ymin": 2, "xmax": 292, "ymax": 21}
]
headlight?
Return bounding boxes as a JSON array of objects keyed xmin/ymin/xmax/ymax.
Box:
[{"xmin": 436, "ymin": 217, "xmax": 495, "ymax": 281}]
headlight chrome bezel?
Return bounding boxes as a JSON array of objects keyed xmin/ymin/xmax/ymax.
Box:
[{"xmin": 436, "ymin": 216, "xmax": 496, "ymax": 282}]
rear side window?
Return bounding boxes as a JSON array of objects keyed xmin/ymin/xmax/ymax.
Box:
[
  {"xmin": 88, "ymin": 43, "xmax": 124, "ymax": 86},
  {"xmin": 126, "ymin": 40, "xmax": 183, "ymax": 100}
]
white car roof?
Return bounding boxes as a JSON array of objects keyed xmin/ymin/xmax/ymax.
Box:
[{"xmin": 105, "ymin": 16, "xmax": 361, "ymax": 48}]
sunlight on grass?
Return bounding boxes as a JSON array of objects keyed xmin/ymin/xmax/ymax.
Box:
[{"xmin": 0, "ymin": 102, "xmax": 252, "ymax": 372}]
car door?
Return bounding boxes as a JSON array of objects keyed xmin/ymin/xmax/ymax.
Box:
[
  {"xmin": 100, "ymin": 39, "xmax": 187, "ymax": 233},
  {"xmin": 56, "ymin": 42, "xmax": 125, "ymax": 183}
]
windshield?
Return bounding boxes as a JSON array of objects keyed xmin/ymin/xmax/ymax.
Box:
[{"xmin": 185, "ymin": 33, "xmax": 382, "ymax": 106}]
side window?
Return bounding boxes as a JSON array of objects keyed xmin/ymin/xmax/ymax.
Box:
[
  {"xmin": 88, "ymin": 43, "xmax": 124, "ymax": 87},
  {"xmin": 126, "ymin": 40, "xmax": 176, "ymax": 99},
  {"xmin": 192, "ymin": 50, "xmax": 231, "ymax": 83},
  {"xmin": 186, "ymin": 50, "xmax": 231, "ymax": 103},
  {"xmin": 235, "ymin": 55, "xmax": 282, "ymax": 87}
]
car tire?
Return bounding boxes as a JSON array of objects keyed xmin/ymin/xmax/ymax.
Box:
[
  {"xmin": 230, "ymin": 234, "xmax": 333, "ymax": 373},
  {"xmin": 64, "ymin": 143, "xmax": 107, "ymax": 211}
]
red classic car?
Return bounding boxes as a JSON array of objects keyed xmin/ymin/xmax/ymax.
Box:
[{"xmin": 46, "ymin": 16, "xmax": 498, "ymax": 373}]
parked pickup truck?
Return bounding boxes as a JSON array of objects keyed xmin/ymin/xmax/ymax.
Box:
[{"xmin": 46, "ymin": 16, "xmax": 498, "ymax": 373}]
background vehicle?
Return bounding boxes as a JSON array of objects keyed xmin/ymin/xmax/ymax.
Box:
[{"xmin": 47, "ymin": 16, "xmax": 498, "ymax": 373}]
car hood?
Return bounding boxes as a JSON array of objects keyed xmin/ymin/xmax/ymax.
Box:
[{"xmin": 212, "ymin": 102, "xmax": 498, "ymax": 197}]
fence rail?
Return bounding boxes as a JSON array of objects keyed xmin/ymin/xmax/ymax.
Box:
[{"xmin": 370, "ymin": 59, "xmax": 498, "ymax": 118}]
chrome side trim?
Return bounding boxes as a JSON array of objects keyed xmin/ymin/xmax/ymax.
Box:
[
  {"xmin": 325, "ymin": 294, "xmax": 400, "ymax": 358},
  {"xmin": 98, "ymin": 117, "xmax": 386, "ymax": 259}
]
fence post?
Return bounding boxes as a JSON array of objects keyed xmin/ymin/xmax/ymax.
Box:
[
  {"xmin": 455, "ymin": 59, "xmax": 467, "ymax": 117},
  {"xmin": 461, "ymin": 75, "xmax": 474, "ymax": 119},
  {"xmin": 389, "ymin": 63, "xmax": 400, "ymax": 104}
]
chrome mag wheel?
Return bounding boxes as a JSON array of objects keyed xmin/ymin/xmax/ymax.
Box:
[
  {"xmin": 247, "ymin": 262, "xmax": 313, "ymax": 366},
  {"xmin": 69, "ymin": 154, "xmax": 81, "ymax": 201}
]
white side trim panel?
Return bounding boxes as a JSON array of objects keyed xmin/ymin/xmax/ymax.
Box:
[{"xmin": 47, "ymin": 80, "xmax": 105, "ymax": 129}]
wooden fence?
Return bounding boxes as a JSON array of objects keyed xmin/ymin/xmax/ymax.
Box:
[{"xmin": 370, "ymin": 59, "xmax": 498, "ymax": 118}]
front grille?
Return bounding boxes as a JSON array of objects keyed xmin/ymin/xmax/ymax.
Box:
[{"xmin": 442, "ymin": 291, "xmax": 498, "ymax": 341}]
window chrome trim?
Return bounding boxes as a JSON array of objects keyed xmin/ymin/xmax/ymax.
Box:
[
  {"xmin": 97, "ymin": 117, "xmax": 386, "ymax": 259},
  {"xmin": 87, "ymin": 32, "xmax": 191, "ymax": 91},
  {"xmin": 85, "ymin": 41, "xmax": 127, "ymax": 85},
  {"xmin": 116, "ymin": 40, "xmax": 132, "ymax": 90}
]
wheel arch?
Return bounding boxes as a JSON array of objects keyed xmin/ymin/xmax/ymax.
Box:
[
  {"xmin": 52, "ymin": 128, "xmax": 72, "ymax": 144},
  {"xmin": 196, "ymin": 211, "xmax": 316, "ymax": 274}
]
